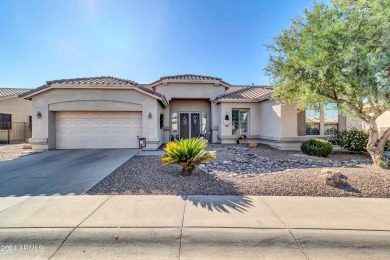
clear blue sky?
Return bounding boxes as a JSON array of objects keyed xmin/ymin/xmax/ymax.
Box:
[{"xmin": 0, "ymin": 0, "xmax": 323, "ymax": 89}]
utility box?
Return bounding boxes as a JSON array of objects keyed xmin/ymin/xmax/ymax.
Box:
[{"xmin": 138, "ymin": 137, "xmax": 146, "ymax": 148}]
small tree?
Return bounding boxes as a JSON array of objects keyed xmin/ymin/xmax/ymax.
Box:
[
  {"xmin": 160, "ymin": 138, "xmax": 216, "ymax": 176},
  {"xmin": 265, "ymin": 0, "xmax": 390, "ymax": 168}
]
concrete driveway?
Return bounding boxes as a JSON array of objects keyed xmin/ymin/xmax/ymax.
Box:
[{"xmin": 0, "ymin": 149, "xmax": 138, "ymax": 196}]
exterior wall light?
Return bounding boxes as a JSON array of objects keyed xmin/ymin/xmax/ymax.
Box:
[
  {"xmin": 148, "ymin": 112, "xmax": 152, "ymax": 119},
  {"xmin": 36, "ymin": 111, "xmax": 42, "ymax": 119},
  {"xmin": 224, "ymin": 114, "xmax": 230, "ymax": 126}
]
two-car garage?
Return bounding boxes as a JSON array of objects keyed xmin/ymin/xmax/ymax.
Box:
[
  {"xmin": 21, "ymin": 76, "xmax": 168, "ymax": 151},
  {"xmin": 56, "ymin": 111, "xmax": 142, "ymax": 149}
]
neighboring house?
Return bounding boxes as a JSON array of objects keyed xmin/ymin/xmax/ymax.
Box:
[
  {"xmin": 0, "ymin": 88, "xmax": 33, "ymax": 143},
  {"xmin": 20, "ymin": 75, "xmax": 360, "ymax": 150}
]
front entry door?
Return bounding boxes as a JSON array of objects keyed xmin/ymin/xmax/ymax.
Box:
[{"xmin": 179, "ymin": 112, "xmax": 201, "ymax": 139}]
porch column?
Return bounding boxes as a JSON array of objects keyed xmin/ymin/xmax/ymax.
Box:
[{"xmin": 210, "ymin": 100, "xmax": 219, "ymax": 143}]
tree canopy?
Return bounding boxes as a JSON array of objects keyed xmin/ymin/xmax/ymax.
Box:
[
  {"xmin": 265, "ymin": 0, "xmax": 390, "ymax": 123},
  {"xmin": 265, "ymin": 0, "xmax": 390, "ymax": 167}
]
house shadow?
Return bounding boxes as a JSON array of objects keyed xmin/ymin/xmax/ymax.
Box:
[{"xmin": 181, "ymin": 195, "xmax": 254, "ymax": 213}]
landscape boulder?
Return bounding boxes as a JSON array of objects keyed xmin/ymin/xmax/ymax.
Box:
[
  {"xmin": 248, "ymin": 143, "xmax": 258, "ymax": 148},
  {"xmin": 321, "ymin": 169, "xmax": 347, "ymax": 187}
]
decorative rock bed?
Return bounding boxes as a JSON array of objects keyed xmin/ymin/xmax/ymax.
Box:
[
  {"xmin": 88, "ymin": 144, "xmax": 390, "ymax": 197},
  {"xmin": 199, "ymin": 147, "xmax": 371, "ymax": 177}
]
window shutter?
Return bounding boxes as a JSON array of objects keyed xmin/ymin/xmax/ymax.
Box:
[{"xmin": 297, "ymin": 111, "xmax": 306, "ymax": 136}]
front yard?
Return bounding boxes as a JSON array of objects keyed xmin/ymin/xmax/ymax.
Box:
[
  {"xmin": 0, "ymin": 143, "xmax": 33, "ymax": 162},
  {"xmin": 88, "ymin": 144, "xmax": 390, "ymax": 198}
]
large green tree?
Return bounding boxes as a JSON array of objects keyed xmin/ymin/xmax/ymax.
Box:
[{"xmin": 265, "ymin": 0, "xmax": 390, "ymax": 168}]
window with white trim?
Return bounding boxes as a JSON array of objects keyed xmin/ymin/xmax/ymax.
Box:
[{"xmin": 232, "ymin": 109, "xmax": 248, "ymax": 134}]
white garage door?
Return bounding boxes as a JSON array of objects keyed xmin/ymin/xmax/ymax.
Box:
[{"xmin": 56, "ymin": 112, "xmax": 142, "ymax": 149}]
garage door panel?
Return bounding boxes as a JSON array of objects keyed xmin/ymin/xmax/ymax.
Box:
[{"xmin": 56, "ymin": 112, "xmax": 142, "ymax": 149}]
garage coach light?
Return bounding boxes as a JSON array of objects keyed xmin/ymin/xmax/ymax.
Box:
[
  {"xmin": 148, "ymin": 112, "xmax": 152, "ymax": 119},
  {"xmin": 36, "ymin": 111, "xmax": 42, "ymax": 119}
]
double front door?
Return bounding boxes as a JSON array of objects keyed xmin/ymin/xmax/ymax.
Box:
[{"xmin": 179, "ymin": 112, "xmax": 201, "ymax": 139}]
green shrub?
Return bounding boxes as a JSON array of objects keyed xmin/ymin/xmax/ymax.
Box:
[
  {"xmin": 301, "ymin": 138, "xmax": 333, "ymax": 157},
  {"xmin": 332, "ymin": 129, "xmax": 390, "ymax": 152},
  {"xmin": 160, "ymin": 137, "xmax": 216, "ymax": 176}
]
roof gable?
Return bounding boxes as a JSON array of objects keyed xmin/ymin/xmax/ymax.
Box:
[
  {"xmin": 20, "ymin": 76, "xmax": 168, "ymax": 107},
  {"xmin": 150, "ymin": 74, "xmax": 231, "ymax": 89}
]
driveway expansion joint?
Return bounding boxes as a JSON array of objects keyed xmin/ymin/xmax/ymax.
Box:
[
  {"xmin": 260, "ymin": 197, "xmax": 309, "ymax": 260},
  {"xmin": 178, "ymin": 195, "xmax": 187, "ymax": 260},
  {"xmin": 0, "ymin": 196, "xmax": 33, "ymax": 213},
  {"xmin": 48, "ymin": 195, "xmax": 114, "ymax": 259}
]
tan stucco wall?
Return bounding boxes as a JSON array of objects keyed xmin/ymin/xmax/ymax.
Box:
[
  {"xmin": 258, "ymin": 100, "xmax": 282, "ymax": 139},
  {"xmin": 154, "ymin": 83, "xmax": 226, "ymax": 101},
  {"xmin": 375, "ymin": 110, "xmax": 390, "ymax": 132},
  {"xmin": 0, "ymin": 96, "xmax": 32, "ymax": 122},
  {"xmin": 29, "ymin": 88, "xmax": 161, "ymax": 150},
  {"xmin": 361, "ymin": 110, "xmax": 390, "ymax": 132},
  {"xmin": 168, "ymin": 99, "xmax": 211, "ymax": 141},
  {"xmin": 346, "ymin": 114, "xmax": 363, "ymax": 130},
  {"xmin": 155, "ymin": 82, "xmax": 224, "ymax": 143},
  {"xmin": 217, "ymin": 102, "xmax": 260, "ymax": 143}
]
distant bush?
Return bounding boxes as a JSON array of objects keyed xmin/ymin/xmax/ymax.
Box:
[
  {"xmin": 301, "ymin": 139, "xmax": 333, "ymax": 157},
  {"xmin": 332, "ymin": 129, "xmax": 390, "ymax": 152}
]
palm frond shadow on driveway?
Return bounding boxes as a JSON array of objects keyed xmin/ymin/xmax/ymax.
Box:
[{"xmin": 182, "ymin": 195, "xmax": 254, "ymax": 213}]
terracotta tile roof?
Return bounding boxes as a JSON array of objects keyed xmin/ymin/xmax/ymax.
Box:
[
  {"xmin": 139, "ymin": 83, "xmax": 152, "ymax": 89},
  {"xmin": 20, "ymin": 76, "xmax": 168, "ymax": 106},
  {"xmin": 18, "ymin": 75, "xmax": 272, "ymax": 106},
  {"xmin": 215, "ymin": 85, "xmax": 273, "ymax": 102},
  {"xmin": 225, "ymin": 85, "xmax": 247, "ymax": 94},
  {"xmin": 160, "ymin": 74, "xmax": 222, "ymax": 81},
  {"xmin": 47, "ymin": 76, "xmax": 138, "ymax": 86},
  {"xmin": 0, "ymin": 88, "xmax": 31, "ymax": 98},
  {"xmin": 150, "ymin": 74, "xmax": 231, "ymax": 87}
]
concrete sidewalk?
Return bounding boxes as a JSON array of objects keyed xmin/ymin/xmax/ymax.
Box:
[{"xmin": 0, "ymin": 195, "xmax": 390, "ymax": 259}]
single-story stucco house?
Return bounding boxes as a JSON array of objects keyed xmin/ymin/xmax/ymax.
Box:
[
  {"xmin": 20, "ymin": 74, "xmax": 365, "ymax": 151},
  {"xmin": 0, "ymin": 88, "xmax": 32, "ymax": 143}
]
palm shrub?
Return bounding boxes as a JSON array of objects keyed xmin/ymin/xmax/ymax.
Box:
[
  {"xmin": 160, "ymin": 137, "xmax": 216, "ymax": 176},
  {"xmin": 301, "ymin": 139, "xmax": 333, "ymax": 157}
]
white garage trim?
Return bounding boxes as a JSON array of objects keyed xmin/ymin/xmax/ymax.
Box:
[
  {"xmin": 49, "ymin": 100, "xmax": 142, "ymax": 111},
  {"xmin": 56, "ymin": 111, "xmax": 142, "ymax": 149}
]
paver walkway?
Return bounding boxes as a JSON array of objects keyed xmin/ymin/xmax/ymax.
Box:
[{"xmin": 0, "ymin": 195, "xmax": 389, "ymax": 259}]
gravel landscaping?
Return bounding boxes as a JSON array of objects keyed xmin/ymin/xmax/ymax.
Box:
[
  {"xmin": 88, "ymin": 144, "xmax": 390, "ymax": 198},
  {"xmin": 0, "ymin": 143, "xmax": 33, "ymax": 162}
]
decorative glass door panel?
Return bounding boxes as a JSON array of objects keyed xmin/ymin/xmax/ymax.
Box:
[
  {"xmin": 190, "ymin": 113, "xmax": 200, "ymax": 138},
  {"xmin": 179, "ymin": 112, "xmax": 202, "ymax": 139},
  {"xmin": 179, "ymin": 113, "xmax": 190, "ymax": 139}
]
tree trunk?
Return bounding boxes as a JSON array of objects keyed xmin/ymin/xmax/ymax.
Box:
[
  {"xmin": 180, "ymin": 166, "xmax": 190, "ymax": 176},
  {"xmin": 367, "ymin": 122, "xmax": 389, "ymax": 169}
]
